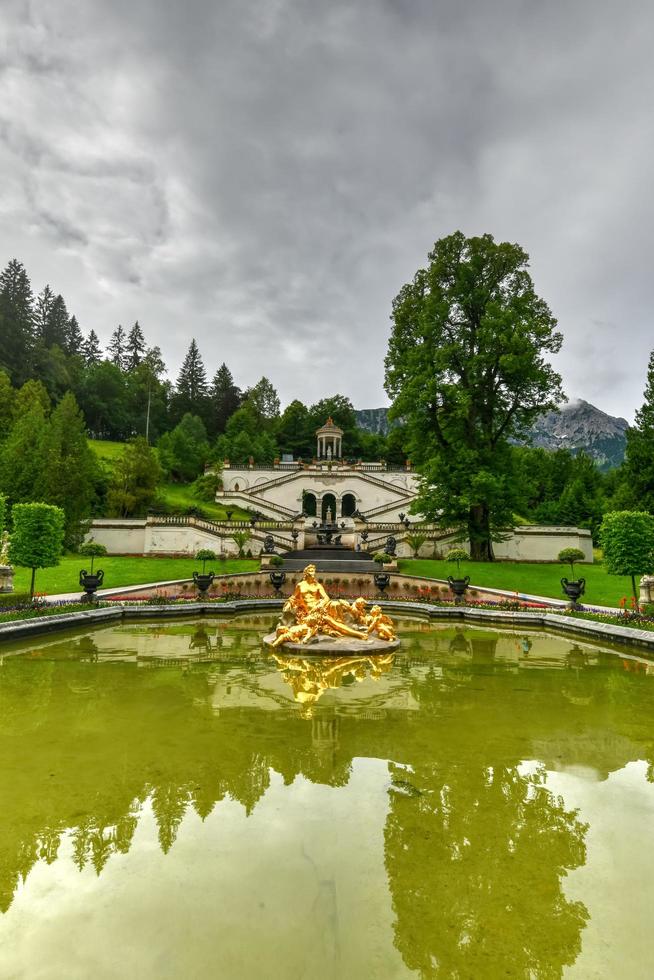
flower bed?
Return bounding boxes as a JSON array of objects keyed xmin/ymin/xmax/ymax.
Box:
[{"xmin": 0, "ymin": 599, "xmax": 109, "ymax": 624}]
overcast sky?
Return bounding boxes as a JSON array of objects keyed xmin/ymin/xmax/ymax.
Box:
[{"xmin": 1, "ymin": 0, "xmax": 652, "ymax": 419}]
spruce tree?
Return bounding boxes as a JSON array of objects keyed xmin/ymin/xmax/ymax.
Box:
[
  {"xmin": 126, "ymin": 321, "xmax": 146, "ymax": 370},
  {"xmin": 208, "ymin": 362, "xmax": 241, "ymax": 436},
  {"xmin": 172, "ymin": 339, "xmax": 208, "ymax": 420},
  {"xmin": 44, "ymin": 391, "xmax": 98, "ymax": 547},
  {"xmin": 35, "ymin": 285, "xmax": 55, "ymax": 339},
  {"xmin": 82, "ymin": 329, "xmax": 102, "ymax": 366},
  {"xmin": 623, "ymin": 350, "xmax": 654, "ymax": 513},
  {"xmin": 66, "ymin": 315, "xmax": 84, "ymax": 356},
  {"xmin": 0, "ymin": 259, "xmax": 35, "ymax": 384},
  {"xmin": 107, "ymin": 325, "xmax": 127, "ymax": 370},
  {"xmin": 0, "ymin": 388, "xmax": 50, "ymax": 504},
  {"xmin": 43, "ymin": 294, "xmax": 70, "ymax": 349}
]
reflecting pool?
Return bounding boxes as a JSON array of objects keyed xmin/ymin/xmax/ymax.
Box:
[{"xmin": 1, "ymin": 614, "xmax": 654, "ymax": 978}]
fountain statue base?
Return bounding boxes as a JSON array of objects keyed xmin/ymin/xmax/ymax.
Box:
[{"xmin": 263, "ymin": 632, "xmax": 400, "ymax": 655}]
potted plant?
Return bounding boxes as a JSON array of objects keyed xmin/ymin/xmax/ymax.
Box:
[
  {"xmin": 558, "ymin": 547, "xmax": 587, "ymax": 609},
  {"xmin": 78, "ymin": 540, "xmax": 108, "ymax": 601},
  {"xmin": 193, "ymin": 549, "xmax": 217, "ymax": 597},
  {"xmin": 445, "ymin": 548, "xmax": 471, "ymax": 604}
]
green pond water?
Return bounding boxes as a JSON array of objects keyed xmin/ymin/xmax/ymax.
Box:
[{"xmin": 1, "ymin": 614, "xmax": 654, "ymax": 979}]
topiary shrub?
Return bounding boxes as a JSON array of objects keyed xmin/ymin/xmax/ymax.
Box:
[
  {"xmin": 195, "ymin": 548, "xmax": 217, "ymax": 571},
  {"xmin": 600, "ymin": 511, "xmax": 654, "ymax": 602},
  {"xmin": 557, "ymin": 547, "xmax": 586, "ymax": 578},
  {"xmin": 445, "ymin": 548, "xmax": 470, "ymax": 576},
  {"xmin": 79, "ymin": 540, "xmax": 108, "ymax": 574},
  {"xmin": 9, "ymin": 502, "xmax": 65, "ymax": 598}
]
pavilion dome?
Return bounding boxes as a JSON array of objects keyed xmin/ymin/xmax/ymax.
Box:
[{"xmin": 315, "ymin": 416, "xmax": 344, "ymax": 436}]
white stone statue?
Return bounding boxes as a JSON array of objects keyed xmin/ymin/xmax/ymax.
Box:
[{"xmin": 0, "ymin": 531, "xmax": 10, "ymax": 566}]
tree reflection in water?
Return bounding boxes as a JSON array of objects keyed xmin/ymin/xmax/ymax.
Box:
[
  {"xmin": 2, "ymin": 619, "xmax": 654, "ymax": 977},
  {"xmin": 385, "ymin": 760, "xmax": 588, "ymax": 977}
]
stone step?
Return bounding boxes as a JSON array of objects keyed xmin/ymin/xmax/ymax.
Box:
[{"xmin": 280, "ymin": 559, "xmax": 379, "ymax": 572}]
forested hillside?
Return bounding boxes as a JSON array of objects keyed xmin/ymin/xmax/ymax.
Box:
[{"xmin": 1, "ymin": 256, "xmax": 652, "ymax": 545}]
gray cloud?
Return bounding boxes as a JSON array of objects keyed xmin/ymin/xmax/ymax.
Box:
[{"xmin": 0, "ymin": 0, "xmax": 652, "ymax": 418}]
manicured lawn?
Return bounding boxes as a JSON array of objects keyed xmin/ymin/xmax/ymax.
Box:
[
  {"xmin": 398, "ymin": 559, "xmax": 634, "ymax": 608},
  {"xmin": 12, "ymin": 556, "xmax": 258, "ymax": 597}
]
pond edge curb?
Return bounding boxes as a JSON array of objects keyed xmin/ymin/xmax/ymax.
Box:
[{"xmin": 2, "ymin": 599, "xmax": 654, "ymax": 655}]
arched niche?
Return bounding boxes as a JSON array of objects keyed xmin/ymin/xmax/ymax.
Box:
[
  {"xmin": 342, "ymin": 493, "xmax": 357, "ymax": 517},
  {"xmin": 302, "ymin": 490, "xmax": 317, "ymax": 517},
  {"xmin": 321, "ymin": 493, "xmax": 337, "ymax": 523}
]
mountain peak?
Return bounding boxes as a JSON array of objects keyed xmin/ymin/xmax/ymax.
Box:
[{"xmin": 355, "ymin": 399, "xmax": 629, "ymax": 469}]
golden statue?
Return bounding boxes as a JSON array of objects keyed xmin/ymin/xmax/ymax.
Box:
[{"xmin": 269, "ymin": 564, "xmax": 397, "ymax": 648}]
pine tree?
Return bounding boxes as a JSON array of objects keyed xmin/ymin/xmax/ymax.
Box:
[
  {"xmin": 107, "ymin": 325, "xmax": 127, "ymax": 370},
  {"xmin": 82, "ymin": 329, "xmax": 102, "ymax": 366},
  {"xmin": 623, "ymin": 350, "xmax": 654, "ymax": 513},
  {"xmin": 43, "ymin": 294, "xmax": 69, "ymax": 349},
  {"xmin": 65, "ymin": 315, "xmax": 84, "ymax": 356},
  {"xmin": 126, "ymin": 321, "xmax": 146, "ymax": 370},
  {"xmin": 0, "ymin": 258, "xmax": 35, "ymax": 384},
  {"xmin": 208, "ymin": 362, "xmax": 241, "ymax": 436}
]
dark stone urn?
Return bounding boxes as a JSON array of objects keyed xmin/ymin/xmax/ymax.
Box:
[
  {"xmin": 447, "ymin": 575, "xmax": 471, "ymax": 605},
  {"xmin": 373, "ymin": 572, "xmax": 391, "ymax": 595},
  {"xmin": 79, "ymin": 568, "xmax": 104, "ymax": 601},
  {"xmin": 193, "ymin": 571, "xmax": 215, "ymax": 597},
  {"xmin": 269, "ymin": 570, "xmax": 287, "ymax": 595},
  {"xmin": 561, "ymin": 577, "xmax": 585, "ymax": 609}
]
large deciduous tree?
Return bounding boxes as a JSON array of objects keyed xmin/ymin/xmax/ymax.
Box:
[
  {"xmin": 385, "ymin": 232, "xmax": 564, "ymax": 559},
  {"xmin": 106, "ymin": 437, "xmax": 162, "ymax": 517},
  {"xmin": 622, "ymin": 350, "xmax": 654, "ymax": 514}
]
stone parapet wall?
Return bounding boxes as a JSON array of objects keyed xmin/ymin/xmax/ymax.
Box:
[{"xmin": 84, "ymin": 518, "xmax": 593, "ymax": 564}]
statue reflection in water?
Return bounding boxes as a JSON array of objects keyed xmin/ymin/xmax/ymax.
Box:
[{"xmin": 272, "ymin": 652, "xmax": 395, "ymax": 711}]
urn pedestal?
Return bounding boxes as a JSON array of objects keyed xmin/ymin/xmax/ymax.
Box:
[
  {"xmin": 0, "ymin": 565, "xmax": 14, "ymax": 594},
  {"xmin": 640, "ymin": 575, "xmax": 654, "ymax": 605}
]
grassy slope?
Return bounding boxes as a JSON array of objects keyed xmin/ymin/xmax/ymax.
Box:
[
  {"xmin": 159, "ymin": 482, "xmax": 249, "ymax": 521},
  {"xmin": 13, "ymin": 557, "xmax": 258, "ymax": 596},
  {"xmin": 88, "ymin": 439, "xmax": 127, "ymax": 461},
  {"xmin": 398, "ymin": 559, "xmax": 633, "ymax": 608},
  {"xmin": 88, "ymin": 439, "xmax": 249, "ymax": 520}
]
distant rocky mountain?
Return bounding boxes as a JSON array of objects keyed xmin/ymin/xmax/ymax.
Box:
[
  {"xmin": 354, "ymin": 407, "xmax": 392, "ymax": 436},
  {"xmin": 526, "ymin": 399, "xmax": 629, "ymax": 469},
  {"xmin": 355, "ymin": 399, "xmax": 629, "ymax": 469}
]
